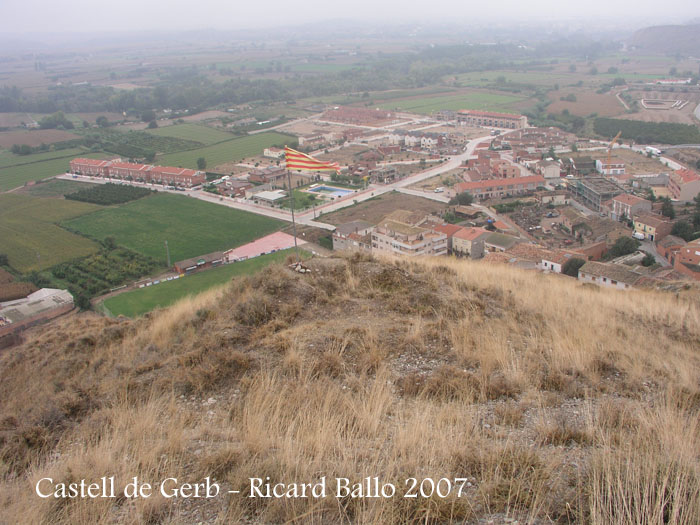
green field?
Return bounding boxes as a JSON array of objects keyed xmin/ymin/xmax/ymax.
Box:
[
  {"xmin": 0, "ymin": 194, "xmax": 100, "ymax": 272},
  {"xmin": 453, "ymin": 71, "xmax": 579, "ymax": 87},
  {"xmin": 102, "ymin": 249, "xmax": 298, "ymax": 317},
  {"xmin": 63, "ymin": 193, "xmax": 284, "ymax": 264},
  {"xmin": 146, "ymin": 123, "xmax": 234, "ymax": 145},
  {"xmin": 376, "ymin": 92, "xmax": 527, "ymax": 114},
  {"xmin": 23, "ymin": 179, "xmax": 94, "ymax": 197},
  {"xmin": 0, "ymin": 152, "xmax": 109, "ymax": 191},
  {"xmin": 0, "ymin": 147, "xmax": 86, "ymax": 169},
  {"xmin": 157, "ymin": 132, "xmax": 295, "ymax": 169}
]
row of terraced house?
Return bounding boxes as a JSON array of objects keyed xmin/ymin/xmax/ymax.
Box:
[{"xmin": 69, "ymin": 158, "xmax": 206, "ymax": 188}]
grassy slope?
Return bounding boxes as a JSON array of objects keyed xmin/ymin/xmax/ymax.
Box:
[
  {"xmin": 157, "ymin": 131, "xmax": 294, "ymax": 169},
  {"xmin": 0, "ymin": 193, "xmax": 100, "ymax": 272},
  {"xmin": 62, "ymin": 192, "xmax": 284, "ymax": 263},
  {"xmin": 103, "ymin": 249, "xmax": 295, "ymax": 317},
  {"xmin": 0, "ymin": 254, "xmax": 698, "ymax": 524}
]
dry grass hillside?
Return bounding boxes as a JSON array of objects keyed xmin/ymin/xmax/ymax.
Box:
[{"xmin": 1, "ymin": 253, "xmax": 699, "ymax": 524}]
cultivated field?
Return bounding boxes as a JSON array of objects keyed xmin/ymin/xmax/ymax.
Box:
[
  {"xmin": 0, "ymin": 194, "xmax": 100, "ymax": 272},
  {"xmin": 376, "ymin": 91, "xmax": 527, "ymax": 114},
  {"xmin": 0, "ymin": 152, "xmax": 109, "ymax": 191},
  {"xmin": 0, "ymin": 129, "xmax": 80, "ymax": 148},
  {"xmin": 20, "ymin": 179, "xmax": 94, "ymax": 198},
  {"xmin": 157, "ymin": 132, "xmax": 295, "ymax": 170},
  {"xmin": 102, "ymin": 249, "xmax": 296, "ymax": 317},
  {"xmin": 319, "ymin": 191, "xmax": 447, "ymax": 225},
  {"xmin": 146, "ymin": 123, "xmax": 234, "ymax": 145},
  {"xmin": 547, "ymin": 87, "xmax": 626, "ymax": 117},
  {"xmin": 63, "ymin": 193, "xmax": 284, "ymax": 264},
  {"xmin": 618, "ymin": 89, "xmax": 700, "ymax": 125},
  {"xmin": 0, "ymin": 147, "xmax": 85, "ymax": 169}
]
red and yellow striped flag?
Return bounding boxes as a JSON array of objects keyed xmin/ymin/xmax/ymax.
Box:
[{"xmin": 284, "ymin": 146, "xmax": 340, "ymax": 173}]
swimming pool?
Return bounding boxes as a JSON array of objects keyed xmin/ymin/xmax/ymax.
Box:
[{"xmin": 307, "ymin": 185, "xmax": 353, "ymax": 198}]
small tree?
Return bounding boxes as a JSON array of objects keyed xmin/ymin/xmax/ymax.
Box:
[
  {"xmin": 0, "ymin": 254, "xmax": 8, "ymax": 266},
  {"xmin": 671, "ymin": 221, "xmax": 698, "ymax": 242},
  {"xmin": 147, "ymin": 120, "xmax": 158, "ymax": 129},
  {"xmin": 141, "ymin": 110, "xmax": 156, "ymax": 122},
  {"xmin": 562, "ymin": 257, "xmax": 586, "ymax": 277},
  {"xmin": 661, "ymin": 198, "xmax": 675, "ymax": 219},
  {"xmin": 641, "ymin": 253, "xmax": 656, "ymax": 267},
  {"xmin": 96, "ymin": 116, "xmax": 109, "ymax": 127},
  {"xmin": 197, "ymin": 157, "xmax": 207, "ymax": 170},
  {"xmin": 449, "ymin": 191, "xmax": 474, "ymax": 206},
  {"xmin": 606, "ymin": 236, "xmax": 640, "ymax": 259}
]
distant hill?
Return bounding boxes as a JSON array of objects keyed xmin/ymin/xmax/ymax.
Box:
[{"xmin": 629, "ymin": 24, "xmax": 700, "ymax": 56}]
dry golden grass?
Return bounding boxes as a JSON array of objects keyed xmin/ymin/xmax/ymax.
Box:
[{"xmin": 0, "ymin": 253, "xmax": 698, "ymax": 524}]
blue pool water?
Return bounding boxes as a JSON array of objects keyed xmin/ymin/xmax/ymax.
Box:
[{"xmin": 307, "ymin": 185, "xmax": 353, "ymax": 197}]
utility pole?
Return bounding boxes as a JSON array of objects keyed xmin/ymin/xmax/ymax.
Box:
[
  {"xmin": 165, "ymin": 240, "xmax": 171, "ymax": 268},
  {"xmin": 287, "ymin": 169, "xmax": 300, "ymax": 263}
]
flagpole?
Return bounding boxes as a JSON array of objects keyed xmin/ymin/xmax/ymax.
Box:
[{"xmin": 287, "ymin": 167, "xmax": 300, "ymax": 263}]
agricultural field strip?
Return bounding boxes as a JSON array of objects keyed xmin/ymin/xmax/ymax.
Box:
[
  {"xmin": 146, "ymin": 123, "xmax": 235, "ymax": 145},
  {"xmin": 0, "ymin": 152, "xmax": 110, "ymax": 192},
  {"xmin": 0, "ymin": 147, "xmax": 86, "ymax": 169},
  {"xmin": 376, "ymin": 92, "xmax": 527, "ymax": 114},
  {"xmin": 0, "ymin": 194, "xmax": 100, "ymax": 272},
  {"xmin": 102, "ymin": 249, "xmax": 297, "ymax": 317},
  {"xmin": 62, "ymin": 193, "xmax": 285, "ymax": 263},
  {"xmin": 157, "ymin": 131, "xmax": 295, "ymax": 169}
]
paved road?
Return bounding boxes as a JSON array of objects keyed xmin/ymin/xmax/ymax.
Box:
[
  {"xmin": 640, "ymin": 240, "xmax": 671, "ymax": 267},
  {"xmin": 396, "ymin": 187, "xmax": 450, "ymax": 202}
]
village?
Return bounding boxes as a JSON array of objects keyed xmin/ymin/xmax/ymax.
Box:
[{"xmin": 4, "ymin": 99, "xmax": 700, "ymax": 340}]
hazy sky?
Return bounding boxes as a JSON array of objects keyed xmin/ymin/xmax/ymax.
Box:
[{"xmin": 2, "ymin": 0, "xmax": 699, "ymax": 33}]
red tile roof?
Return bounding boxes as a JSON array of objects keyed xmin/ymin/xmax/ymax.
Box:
[
  {"xmin": 613, "ymin": 194, "xmax": 647, "ymax": 206},
  {"xmin": 453, "ymin": 227, "xmax": 489, "ymax": 241},
  {"xmin": 457, "ymin": 110, "xmax": 525, "ymax": 119},
  {"xmin": 110, "ymin": 162, "xmax": 151, "ymax": 171},
  {"xmin": 674, "ymin": 168, "xmax": 700, "ymax": 183},
  {"xmin": 70, "ymin": 158, "xmax": 111, "ymax": 166},
  {"xmin": 433, "ymin": 224, "xmax": 464, "ymax": 237},
  {"xmin": 149, "ymin": 166, "xmax": 199, "ymax": 177},
  {"xmin": 455, "ymin": 175, "xmax": 545, "ymax": 192}
]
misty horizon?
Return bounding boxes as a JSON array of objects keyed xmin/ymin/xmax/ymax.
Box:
[{"xmin": 2, "ymin": 0, "xmax": 700, "ymax": 38}]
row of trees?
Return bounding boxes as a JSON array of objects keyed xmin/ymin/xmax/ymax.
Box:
[
  {"xmin": 65, "ymin": 183, "xmax": 154, "ymax": 206},
  {"xmin": 594, "ymin": 118, "xmax": 700, "ymax": 145}
]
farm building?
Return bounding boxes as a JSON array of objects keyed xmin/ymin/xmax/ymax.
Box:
[{"xmin": 0, "ymin": 288, "xmax": 74, "ymax": 338}]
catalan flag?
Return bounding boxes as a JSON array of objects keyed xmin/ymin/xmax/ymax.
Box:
[{"xmin": 284, "ymin": 146, "xmax": 340, "ymax": 174}]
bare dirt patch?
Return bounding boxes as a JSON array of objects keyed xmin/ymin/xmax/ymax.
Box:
[
  {"xmin": 318, "ymin": 191, "xmax": 447, "ymax": 225},
  {"xmin": 547, "ymin": 88, "xmax": 625, "ymax": 117},
  {"xmin": 0, "ymin": 113, "xmax": 34, "ymax": 128},
  {"xmin": 617, "ymin": 89, "xmax": 700, "ymax": 125},
  {"xmin": 0, "ymin": 129, "xmax": 80, "ymax": 148}
]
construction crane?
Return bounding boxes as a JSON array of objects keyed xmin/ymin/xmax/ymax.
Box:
[{"xmin": 606, "ymin": 131, "xmax": 621, "ymax": 174}]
